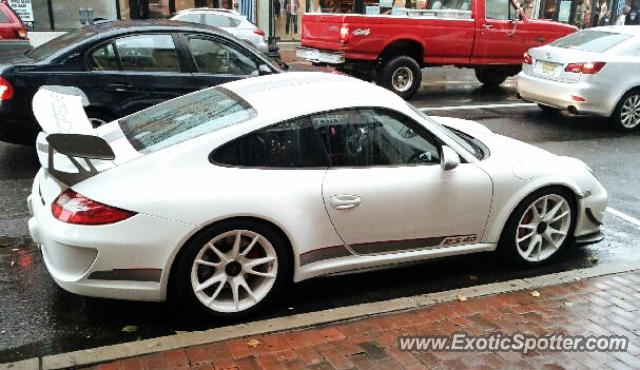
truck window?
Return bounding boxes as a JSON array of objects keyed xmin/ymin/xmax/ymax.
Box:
[{"xmin": 486, "ymin": 0, "xmax": 517, "ymax": 20}]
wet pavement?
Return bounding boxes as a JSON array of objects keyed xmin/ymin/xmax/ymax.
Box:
[{"xmin": 1, "ymin": 65, "xmax": 640, "ymax": 364}]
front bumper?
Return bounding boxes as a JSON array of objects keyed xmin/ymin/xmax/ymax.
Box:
[
  {"xmin": 296, "ymin": 47, "xmax": 345, "ymax": 64},
  {"xmin": 574, "ymin": 182, "xmax": 608, "ymax": 245},
  {"xmin": 516, "ymin": 72, "xmax": 617, "ymax": 117},
  {"xmin": 27, "ymin": 170, "xmax": 195, "ymax": 302}
]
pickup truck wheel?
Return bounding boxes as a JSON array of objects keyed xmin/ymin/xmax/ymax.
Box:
[
  {"xmin": 379, "ymin": 56, "xmax": 422, "ymax": 99},
  {"xmin": 474, "ymin": 68, "xmax": 509, "ymax": 87}
]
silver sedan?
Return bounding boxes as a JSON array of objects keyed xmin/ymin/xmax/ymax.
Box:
[{"xmin": 517, "ymin": 26, "xmax": 640, "ymax": 130}]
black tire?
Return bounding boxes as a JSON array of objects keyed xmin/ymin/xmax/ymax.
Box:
[
  {"xmin": 611, "ymin": 89, "xmax": 640, "ymax": 131},
  {"xmin": 173, "ymin": 219, "xmax": 292, "ymax": 318},
  {"xmin": 499, "ymin": 187, "xmax": 576, "ymax": 267},
  {"xmin": 84, "ymin": 108, "xmax": 114, "ymax": 128},
  {"xmin": 474, "ymin": 67, "xmax": 509, "ymax": 87},
  {"xmin": 537, "ymin": 104, "xmax": 561, "ymax": 115},
  {"xmin": 378, "ymin": 55, "xmax": 422, "ymax": 100}
]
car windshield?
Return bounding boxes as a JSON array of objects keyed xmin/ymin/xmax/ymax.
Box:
[
  {"xmin": 409, "ymin": 104, "xmax": 487, "ymax": 160},
  {"xmin": 551, "ymin": 30, "xmax": 632, "ymax": 53},
  {"xmin": 119, "ymin": 87, "xmax": 256, "ymax": 154},
  {"xmin": 26, "ymin": 27, "xmax": 96, "ymax": 61}
]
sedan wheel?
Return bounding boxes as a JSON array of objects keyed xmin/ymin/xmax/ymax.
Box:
[
  {"xmin": 500, "ymin": 188, "xmax": 575, "ymax": 266},
  {"xmin": 619, "ymin": 94, "xmax": 640, "ymax": 129},
  {"xmin": 175, "ymin": 221, "xmax": 290, "ymax": 316}
]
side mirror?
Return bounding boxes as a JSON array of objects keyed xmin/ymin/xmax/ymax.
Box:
[
  {"xmin": 440, "ymin": 145, "xmax": 460, "ymax": 171},
  {"xmin": 258, "ymin": 64, "xmax": 272, "ymax": 75}
]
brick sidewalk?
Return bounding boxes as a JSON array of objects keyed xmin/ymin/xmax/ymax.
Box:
[{"xmin": 91, "ymin": 271, "xmax": 640, "ymax": 370}]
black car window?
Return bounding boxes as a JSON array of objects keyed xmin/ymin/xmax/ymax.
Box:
[
  {"xmin": 311, "ymin": 108, "xmax": 441, "ymax": 167},
  {"xmin": 174, "ymin": 13, "xmax": 204, "ymax": 23},
  {"xmin": 187, "ymin": 37, "xmax": 258, "ymax": 76},
  {"xmin": 211, "ymin": 117, "xmax": 329, "ymax": 168},
  {"xmin": 27, "ymin": 27, "xmax": 96, "ymax": 61},
  {"xmin": 205, "ymin": 14, "xmax": 232, "ymax": 27},
  {"xmin": 115, "ymin": 34, "xmax": 181, "ymax": 72},
  {"xmin": 89, "ymin": 43, "xmax": 119, "ymax": 71}
]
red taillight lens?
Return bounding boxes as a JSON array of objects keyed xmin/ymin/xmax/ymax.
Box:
[
  {"xmin": 564, "ymin": 62, "xmax": 606, "ymax": 74},
  {"xmin": 339, "ymin": 25, "xmax": 349, "ymax": 44},
  {"xmin": 17, "ymin": 27, "xmax": 27, "ymax": 39},
  {"xmin": 253, "ymin": 28, "xmax": 265, "ymax": 36},
  {"xmin": 0, "ymin": 77, "xmax": 13, "ymax": 100},
  {"xmin": 52, "ymin": 189, "xmax": 136, "ymax": 225},
  {"xmin": 523, "ymin": 51, "xmax": 532, "ymax": 65}
]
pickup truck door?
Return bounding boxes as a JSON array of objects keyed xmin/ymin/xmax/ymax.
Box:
[{"xmin": 472, "ymin": 0, "xmax": 530, "ymax": 64}]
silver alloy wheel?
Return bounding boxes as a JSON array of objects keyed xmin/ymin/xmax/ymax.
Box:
[
  {"xmin": 391, "ymin": 66, "xmax": 414, "ymax": 92},
  {"xmin": 515, "ymin": 194, "xmax": 571, "ymax": 262},
  {"xmin": 190, "ymin": 230, "xmax": 278, "ymax": 313},
  {"xmin": 620, "ymin": 94, "xmax": 640, "ymax": 129}
]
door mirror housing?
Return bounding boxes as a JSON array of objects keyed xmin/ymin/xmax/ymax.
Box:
[
  {"xmin": 258, "ymin": 64, "xmax": 272, "ymax": 75},
  {"xmin": 440, "ymin": 145, "xmax": 460, "ymax": 171}
]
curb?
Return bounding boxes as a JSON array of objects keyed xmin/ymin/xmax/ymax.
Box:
[{"xmin": 3, "ymin": 260, "xmax": 640, "ymax": 370}]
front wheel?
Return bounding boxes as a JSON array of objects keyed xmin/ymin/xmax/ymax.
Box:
[
  {"xmin": 378, "ymin": 55, "xmax": 422, "ymax": 100},
  {"xmin": 474, "ymin": 67, "xmax": 510, "ymax": 87},
  {"xmin": 174, "ymin": 220, "xmax": 291, "ymax": 317},
  {"xmin": 499, "ymin": 188, "xmax": 576, "ymax": 266},
  {"xmin": 612, "ymin": 90, "xmax": 640, "ymax": 130}
]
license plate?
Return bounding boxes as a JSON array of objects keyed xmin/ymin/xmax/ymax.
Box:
[{"xmin": 541, "ymin": 62, "xmax": 558, "ymax": 75}]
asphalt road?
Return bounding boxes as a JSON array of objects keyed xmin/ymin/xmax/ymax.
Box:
[{"xmin": 1, "ymin": 68, "xmax": 640, "ymax": 363}]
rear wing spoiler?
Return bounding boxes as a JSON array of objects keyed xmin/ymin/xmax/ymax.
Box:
[{"xmin": 33, "ymin": 86, "xmax": 116, "ymax": 185}]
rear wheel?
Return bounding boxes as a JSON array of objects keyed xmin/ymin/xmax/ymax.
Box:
[
  {"xmin": 174, "ymin": 220, "xmax": 291, "ymax": 317},
  {"xmin": 612, "ymin": 90, "xmax": 640, "ymax": 130},
  {"xmin": 499, "ymin": 188, "xmax": 576, "ymax": 266},
  {"xmin": 378, "ymin": 55, "xmax": 422, "ymax": 100},
  {"xmin": 474, "ymin": 67, "xmax": 510, "ymax": 87}
]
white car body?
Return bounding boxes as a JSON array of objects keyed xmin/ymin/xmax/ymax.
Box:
[
  {"xmin": 28, "ymin": 73, "xmax": 606, "ymax": 310},
  {"xmin": 171, "ymin": 8, "xmax": 268, "ymax": 53},
  {"xmin": 517, "ymin": 26, "xmax": 640, "ymax": 122}
]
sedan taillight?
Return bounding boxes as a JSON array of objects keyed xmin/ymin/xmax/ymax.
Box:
[
  {"xmin": 52, "ymin": 189, "xmax": 136, "ymax": 225},
  {"xmin": 564, "ymin": 62, "xmax": 606, "ymax": 74},
  {"xmin": 523, "ymin": 51, "xmax": 532, "ymax": 65},
  {"xmin": 253, "ymin": 28, "xmax": 265, "ymax": 36},
  {"xmin": 0, "ymin": 77, "xmax": 13, "ymax": 100}
]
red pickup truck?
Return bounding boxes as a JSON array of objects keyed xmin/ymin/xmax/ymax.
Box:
[{"xmin": 297, "ymin": 0, "xmax": 576, "ymax": 99}]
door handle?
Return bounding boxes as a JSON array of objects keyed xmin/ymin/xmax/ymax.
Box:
[
  {"xmin": 330, "ymin": 195, "xmax": 362, "ymax": 210},
  {"xmin": 482, "ymin": 23, "xmax": 494, "ymax": 29},
  {"xmin": 107, "ymin": 83, "xmax": 132, "ymax": 92}
]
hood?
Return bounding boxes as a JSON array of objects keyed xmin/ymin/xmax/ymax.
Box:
[{"xmin": 526, "ymin": 19, "xmax": 578, "ymax": 35}]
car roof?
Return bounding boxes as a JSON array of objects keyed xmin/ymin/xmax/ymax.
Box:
[
  {"xmin": 89, "ymin": 19, "xmax": 228, "ymax": 37},
  {"xmin": 589, "ymin": 25, "xmax": 640, "ymax": 36},
  {"xmin": 222, "ymin": 72, "xmax": 406, "ymax": 121},
  {"xmin": 175, "ymin": 8, "xmax": 244, "ymax": 19}
]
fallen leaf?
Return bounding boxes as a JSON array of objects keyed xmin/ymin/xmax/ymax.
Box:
[
  {"xmin": 457, "ymin": 294, "xmax": 467, "ymax": 302},
  {"xmin": 10, "ymin": 261, "xmax": 15, "ymax": 267},
  {"xmin": 469, "ymin": 275, "xmax": 478, "ymax": 281},
  {"xmin": 587, "ymin": 256, "xmax": 598, "ymax": 265},
  {"xmin": 246, "ymin": 338, "xmax": 261, "ymax": 349},
  {"xmin": 530, "ymin": 291, "xmax": 541, "ymax": 297},
  {"xmin": 121, "ymin": 325, "xmax": 138, "ymax": 333},
  {"xmin": 564, "ymin": 302, "xmax": 574, "ymax": 307}
]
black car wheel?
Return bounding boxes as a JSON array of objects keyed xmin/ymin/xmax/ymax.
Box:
[{"xmin": 378, "ymin": 55, "xmax": 422, "ymax": 100}]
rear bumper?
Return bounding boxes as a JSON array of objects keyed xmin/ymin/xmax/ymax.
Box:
[
  {"xmin": 296, "ymin": 47, "xmax": 345, "ymax": 64},
  {"xmin": 516, "ymin": 72, "xmax": 617, "ymax": 117}
]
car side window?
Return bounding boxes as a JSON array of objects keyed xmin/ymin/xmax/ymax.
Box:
[
  {"xmin": 187, "ymin": 37, "xmax": 259, "ymax": 76},
  {"xmin": 485, "ymin": 0, "xmax": 516, "ymax": 20},
  {"xmin": 211, "ymin": 117, "xmax": 329, "ymax": 168},
  {"xmin": 175, "ymin": 13, "xmax": 203, "ymax": 23},
  {"xmin": 205, "ymin": 14, "xmax": 232, "ymax": 27},
  {"xmin": 311, "ymin": 108, "xmax": 441, "ymax": 167},
  {"xmin": 0, "ymin": 9, "xmax": 8, "ymax": 22},
  {"xmin": 115, "ymin": 34, "xmax": 181, "ymax": 72},
  {"xmin": 90, "ymin": 42, "xmax": 120, "ymax": 71}
]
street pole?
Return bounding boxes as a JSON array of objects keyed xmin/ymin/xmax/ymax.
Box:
[{"xmin": 267, "ymin": 0, "xmax": 280, "ymax": 60}]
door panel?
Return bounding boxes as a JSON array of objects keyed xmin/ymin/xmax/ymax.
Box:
[
  {"xmin": 473, "ymin": 0, "xmax": 528, "ymax": 63},
  {"xmin": 322, "ymin": 165, "xmax": 492, "ymax": 254}
]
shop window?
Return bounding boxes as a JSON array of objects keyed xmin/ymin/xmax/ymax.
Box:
[
  {"xmin": 187, "ymin": 37, "xmax": 258, "ymax": 75},
  {"xmin": 115, "ymin": 34, "xmax": 181, "ymax": 72}
]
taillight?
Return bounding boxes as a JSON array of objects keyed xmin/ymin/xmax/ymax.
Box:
[
  {"xmin": 564, "ymin": 62, "xmax": 605, "ymax": 74},
  {"xmin": 52, "ymin": 189, "xmax": 136, "ymax": 225},
  {"xmin": 0, "ymin": 77, "xmax": 13, "ymax": 100},
  {"xmin": 253, "ymin": 28, "xmax": 265, "ymax": 36},
  {"xmin": 523, "ymin": 51, "xmax": 532, "ymax": 65},
  {"xmin": 16, "ymin": 26, "xmax": 27, "ymax": 39},
  {"xmin": 339, "ymin": 25, "xmax": 349, "ymax": 44}
]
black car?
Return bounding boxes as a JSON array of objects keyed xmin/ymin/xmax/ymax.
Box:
[{"xmin": 0, "ymin": 20, "xmax": 283, "ymax": 144}]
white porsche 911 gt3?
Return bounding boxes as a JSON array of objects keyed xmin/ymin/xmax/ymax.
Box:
[{"xmin": 27, "ymin": 73, "xmax": 607, "ymax": 316}]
